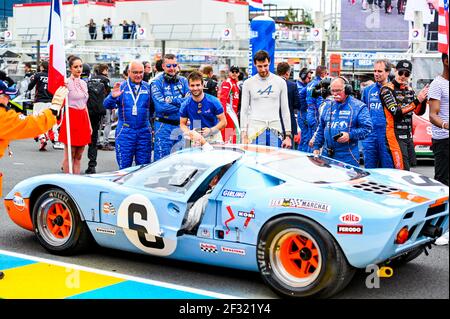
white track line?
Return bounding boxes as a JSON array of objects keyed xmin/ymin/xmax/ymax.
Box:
[{"xmin": 0, "ymin": 249, "xmax": 242, "ymax": 299}]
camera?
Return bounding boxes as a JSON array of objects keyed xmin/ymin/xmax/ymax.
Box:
[{"xmin": 311, "ymin": 78, "xmax": 332, "ymax": 99}]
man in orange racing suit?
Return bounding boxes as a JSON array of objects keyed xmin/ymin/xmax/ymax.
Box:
[
  {"xmin": 379, "ymin": 60, "xmax": 429, "ymax": 170},
  {"xmin": 0, "ymin": 81, "xmax": 68, "ymax": 193}
]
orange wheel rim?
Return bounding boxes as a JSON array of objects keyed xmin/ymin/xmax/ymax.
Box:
[
  {"xmin": 46, "ymin": 203, "xmax": 72, "ymax": 239},
  {"xmin": 279, "ymin": 234, "xmax": 320, "ymax": 279}
]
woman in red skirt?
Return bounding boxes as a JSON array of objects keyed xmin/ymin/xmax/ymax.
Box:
[{"xmin": 59, "ymin": 56, "xmax": 92, "ymax": 174}]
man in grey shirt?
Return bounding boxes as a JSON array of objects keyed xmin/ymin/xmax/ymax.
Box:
[{"xmin": 240, "ymin": 50, "xmax": 292, "ymax": 148}]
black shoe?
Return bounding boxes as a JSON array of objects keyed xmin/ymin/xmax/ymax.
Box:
[{"xmin": 85, "ymin": 167, "xmax": 96, "ymax": 174}]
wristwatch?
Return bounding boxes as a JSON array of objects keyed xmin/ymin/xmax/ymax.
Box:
[{"xmin": 284, "ymin": 132, "xmax": 292, "ymax": 139}]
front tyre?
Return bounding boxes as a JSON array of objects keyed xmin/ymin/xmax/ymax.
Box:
[
  {"xmin": 257, "ymin": 215, "xmax": 355, "ymax": 298},
  {"xmin": 32, "ymin": 188, "xmax": 91, "ymax": 255}
]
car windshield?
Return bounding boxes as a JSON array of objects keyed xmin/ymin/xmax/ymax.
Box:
[
  {"xmin": 263, "ymin": 155, "xmax": 369, "ymax": 183},
  {"xmin": 115, "ymin": 149, "xmax": 243, "ymax": 194}
]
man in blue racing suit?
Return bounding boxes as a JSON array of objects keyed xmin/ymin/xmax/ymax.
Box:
[
  {"xmin": 104, "ymin": 61, "xmax": 152, "ymax": 169},
  {"xmin": 361, "ymin": 59, "xmax": 392, "ymax": 168},
  {"xmin": 296, "ymin": 67, "xmax": 313, "ymax": 152},
  {"xmin": 306, "ymin": 66, "xmax": 328, "ymax": 149},
  {"xmin": 151, "ymin": 54, "xmax": 189, "ymax": 161},
  {"xmin": 313, "ymin": 77, "xmax": 372, "ymax": 166}
]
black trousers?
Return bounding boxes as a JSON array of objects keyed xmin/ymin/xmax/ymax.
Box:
[
  {"xmin": 431, "ymin": 138, "xmax": 449, "ymax": 186},
  {"xmin": 87, "ymin": 114, "xmax": 102, "ymax": 169}
]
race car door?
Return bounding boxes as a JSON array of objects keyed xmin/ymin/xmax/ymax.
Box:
[{"xmin": 103, "ymin": 149, "xmax": 243, "ymax": 256}]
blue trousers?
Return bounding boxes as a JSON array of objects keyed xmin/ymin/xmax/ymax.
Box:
[
  {"xmin": 115, "ymin": 124, "xmax": 152, "ymax": 169},
  {"xmin": 153, "ymin": 121, "xmax": 184, "ymax": 162}
]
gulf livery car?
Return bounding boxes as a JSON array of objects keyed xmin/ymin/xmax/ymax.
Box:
[
  {"xmin": 413, "ymin": 113, "xmax": 433, "ymax": 158},
  {"xmin": 4, "ymin": 145, "xmax": 449, "ymax": 298}
]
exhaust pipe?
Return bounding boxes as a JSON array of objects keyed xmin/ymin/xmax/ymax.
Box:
[{"xmin": 421, "ymin": 224, "xmax": 443, "ymax": 239}]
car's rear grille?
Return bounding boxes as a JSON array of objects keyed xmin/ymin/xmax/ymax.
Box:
[
  {"xmin": 352, "ymin": 182, "xmax": 400, "ymax": 195},
  {"xmin": 426, "ymin": 204, "xmax": 447, "ymax": 217}
]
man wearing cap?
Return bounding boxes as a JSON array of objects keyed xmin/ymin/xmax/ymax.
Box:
[
  {"xmin": 379, "ymin": 60, "xmax": 429, "ymax": 170},
  {"xmin": 219, "ymin": 65, "xmax": 241, "ymax": 143},
  {"xmin": 0, "ymin": 81, "xmax": 68, "ymax": 193}
]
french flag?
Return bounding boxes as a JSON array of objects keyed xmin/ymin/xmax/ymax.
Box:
[
  {"xmin": 48, "ymin": 0, "xmax": 66, "ymax": 94},
  {"xmin": 248, "ymin": 0, "xmax": 263, "ymax": 12},
  {"xmin": 438, "ymin": 0, "xmax": 449, "ymax": 56}
]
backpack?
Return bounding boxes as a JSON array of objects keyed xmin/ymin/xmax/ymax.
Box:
[{"xmin": 87, "ymin": 79, "xmax": 106, "ymax": 116}]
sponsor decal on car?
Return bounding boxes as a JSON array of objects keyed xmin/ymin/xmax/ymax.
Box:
[
  {"xmin": 12, "ymin": 192, "xmax": 26, "ymax": 211},
  {"xmin": 339, "ymin": 213, "xmax": 362, "ymax": 224},
  {"xmin": 337, "ymin": 225, "xmax": 363, "ymax": 235},
  {"xmin": 238, "ymin": 210, "xmax": 255, "ymax": 229},
  {"xmin": 221, "ymin": 189, "xmax": 246, "ymax": 198},
  {"xmin": 95, "ymin": 227, "xmax": 116, "ymax": 236},
  {"xmin": 200, "ymin": 243, "xmax": 218, "ymax": 254},
  {"xmin": 269, "ymin": 198, "xmax": 331, "ymax": 213},
  {"xmin": 221, "ymin": 246, "xmax": 246, "ymax": 256},
  {"xmin": 102, "ymin": 202, "xmax": 116, "ymax": 215},
  {"xmin": 199, "ymin": 228, "xmax": 211, "ymax": 238}
]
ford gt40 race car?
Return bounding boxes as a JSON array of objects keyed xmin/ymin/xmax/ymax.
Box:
[{"xmin": 4, "ymin": 145, "xmax": 449, "ymax": 298}]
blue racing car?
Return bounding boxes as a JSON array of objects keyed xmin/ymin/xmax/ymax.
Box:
[{"xmin": 4, "ymin": 145, "xmax": 449, "ymax": 298}]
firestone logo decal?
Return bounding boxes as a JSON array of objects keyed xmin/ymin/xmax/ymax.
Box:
[
  {"xmin": 339, "ymin": 213, "xmax": 362, "ymax": 224},
  {"xmin": 269, "ymin": 198, "xmax": 331, "ymax": 213}
]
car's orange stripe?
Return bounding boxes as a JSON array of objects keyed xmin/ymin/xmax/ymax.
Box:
[{"xmin": 429, "ymin": 196, "xmax": 449, "ymax": 208}]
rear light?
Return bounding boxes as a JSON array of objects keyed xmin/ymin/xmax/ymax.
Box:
[{"xmin": 395, "ymin": 226, "xmax": 409, "ymax": 244}]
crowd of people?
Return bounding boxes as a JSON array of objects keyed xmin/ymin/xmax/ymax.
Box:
[
  {"xmin": 86, "ymin": 18, "xmax": 139, "ymax": 40},
  {"xmin": 350, "ymin": 0, "xmax": 408, "ymax": 14},
  {"xmin": 0, "ymin": 50, "xmax": 448, "ymax": 244}
]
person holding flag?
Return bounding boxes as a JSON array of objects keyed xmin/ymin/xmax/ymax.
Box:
[{"xmin": 58, "ymin": 56, "xmax": 92, "ymax": 174}]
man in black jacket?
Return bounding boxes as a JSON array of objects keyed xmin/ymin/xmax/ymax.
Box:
[
  {"xmin": 28, "ymin": 60, "xmax": 56, "ymax": 151},
  {"xmin": 277, "ymin": 62, "xmax": 300, "ymax": 149},
  {"xmin": 201, "ymin": 65, "xmax": 218, "ymax": 97}
]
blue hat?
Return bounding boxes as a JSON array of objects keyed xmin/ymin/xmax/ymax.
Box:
[{"xmin": 0, "ymin": 80, "xmax": 18, "ymax": 98}]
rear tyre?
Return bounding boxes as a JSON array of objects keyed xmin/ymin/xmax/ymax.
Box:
[
  {"xmin": 32, "ymin": 188, "xmax": 91, "ymax": 255},
  {"xmin": 257, "ymin": 215, "xmax": 355, "ymax": 298}
]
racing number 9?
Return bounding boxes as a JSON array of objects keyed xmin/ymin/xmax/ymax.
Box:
[{"xmin": 128, "ymin": 203, "xmax": 165, "ymax": 249}]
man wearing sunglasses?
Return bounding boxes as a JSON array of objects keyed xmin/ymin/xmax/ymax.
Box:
[
  {"xmin": 151, "ymin": 54, "xmax": 189, "ymax": 161},
  {"xmin": 379, "ymin": 60, "xmax": 429, "ymax": 170},
  {"xmin": 219, "ymin": 65, "xmax": 241, "ymax": 143},
  {"xmin": 361, "ymin": 59, "xmax": 393, "ymax": 168}
]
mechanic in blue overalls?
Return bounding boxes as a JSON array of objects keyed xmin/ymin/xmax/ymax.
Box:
[
  {"xmin": 306, "ymin": 65, "xmax": 328, "ymax": 150},
  {"xmin": 151, "ymin": 54, "xmax": 189, "ymax": 161},
  {"xmin": 104, "ymin": 61, "xmax": 152, "ymax": 169},
  {"xmin": 361, "ymin": 59, "xmax": 392, "ymax": 168},
  {"xmin": 313, "ymin": 77, "xmax": 372, "ymax": 166},
  {"xmin": 296, "ymin": 68, "xmax": 313, "ymax": 152}
]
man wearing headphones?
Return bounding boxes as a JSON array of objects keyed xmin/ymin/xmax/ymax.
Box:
[
  {"xmin": 151, "ymin": 54, "xmax": 189, "ymax": 161},
  {"xmin": 313, "ymin": 77, "xmax": 372, "ymax": 166},
  {"xmin": 296, "ymin": 67, "xmax": 313, "ymax": 152}
]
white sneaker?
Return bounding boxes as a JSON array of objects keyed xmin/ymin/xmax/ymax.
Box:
[
  {"xmin": 52, "ymin": 142, "xmax": 65, "ymax": 150},
  {"xmin": 435, "ymin": 231, "xmax": 449, "ymax": 246}
]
